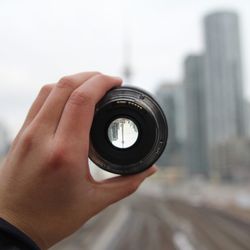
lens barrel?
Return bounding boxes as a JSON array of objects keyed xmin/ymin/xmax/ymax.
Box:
[{"xmin": 89, "ymin": 86, "xmax": 168, "ymax": 175}]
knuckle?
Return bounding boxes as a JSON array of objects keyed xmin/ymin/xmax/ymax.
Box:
[
  {"xmin": 68, "ymin": 90, "xmax": 94, "ymax": 106},
  {"xmin": 49, "ymin": 145, "xmax": 69, "ymax": 165},
  {"xmin": 21, "ymin": 129, "xmax": 36, "ymax": 150},
  {"xmin": 57, "ymin": 76, "xmax": 76, "ymax": 89}
]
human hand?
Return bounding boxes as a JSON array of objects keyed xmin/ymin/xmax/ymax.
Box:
[{"xmin": 0, "ymin": 72, "xmax": 157, "ymax": 249}]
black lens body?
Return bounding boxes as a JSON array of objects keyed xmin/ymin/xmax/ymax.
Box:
[{"xmin": 89, "ymin": 86, "xmax": 168, "ymax": 175}]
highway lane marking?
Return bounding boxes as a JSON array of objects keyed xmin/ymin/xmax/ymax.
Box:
[
  {"xmin": 173, "ymin": 231, "xmax": 195, "ymax": 250},
  {"xmin": 91, "ymin": 205, "xmax": 130, "ymax": 250}
]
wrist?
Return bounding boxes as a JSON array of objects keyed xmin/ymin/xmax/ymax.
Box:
[{"xmin": 0, "ymin": 209, "xmax": 46, "ymax": 249}]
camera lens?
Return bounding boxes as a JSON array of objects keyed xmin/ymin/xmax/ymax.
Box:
[{"xmin": 89, "ymin": 86, "xmax": 168, "ymax": 175}]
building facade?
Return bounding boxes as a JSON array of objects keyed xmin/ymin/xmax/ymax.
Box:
[
  {"xmin": 155, "ymin": 83, "xmax": 186, "ymax": 167},
  {"xmin": 184, "ymin": 55, "xmax": 208, "ymax": 176},
  {"xmin": 203, "ymin": 12, "xmax": 245, "ymax": 178}
]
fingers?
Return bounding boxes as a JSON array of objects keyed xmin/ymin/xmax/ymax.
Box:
[
  {"xmin": 54, "ymin": 74, "xmax": 122, "ymax": 143},
  {"xmin": 94, "ymin": 166, "xmax": 157, "ymax": 205},
  {"xmin": 31, "ymin": 72, "xmax": 100, "ymax": 133},
  {"xmin": 22, "ymin": 84, "xmax": 55, "ymax": 129},
  {"xmin": 12, "ymin": 84, "xmax": 55, "ymax": 147}
]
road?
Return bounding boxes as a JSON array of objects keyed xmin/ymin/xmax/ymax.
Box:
[{"xmin": 51, "ymin": 182, "xmax": 250, "ymax": 250}]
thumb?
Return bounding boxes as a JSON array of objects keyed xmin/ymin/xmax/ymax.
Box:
[{"xmin": 95, "ymin": 166, "xmax": 157, "ymax": 205}]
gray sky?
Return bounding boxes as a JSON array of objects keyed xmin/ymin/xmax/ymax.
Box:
[{"xmin": 0, "ymin": 0, "xmax": 250, "ymax": 136}]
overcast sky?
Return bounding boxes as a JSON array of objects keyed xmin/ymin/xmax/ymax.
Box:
[{"xmin": 0, "ymin": 0, "xmax": 250, "ymax": 136}]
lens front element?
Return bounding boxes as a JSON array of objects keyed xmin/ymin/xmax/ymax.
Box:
[{"xmin": 108, "ymin": 118, "xmax": 139, "ymax": 149}]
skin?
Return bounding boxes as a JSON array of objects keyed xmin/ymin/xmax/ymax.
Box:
[{"xmin": 0, "ymin": 72, "xmax": 157, "ymax": 249}]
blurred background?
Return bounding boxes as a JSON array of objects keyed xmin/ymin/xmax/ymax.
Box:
[{"xmin": 1, "ymin": 0, "xmax": 250, "ymax": 249}]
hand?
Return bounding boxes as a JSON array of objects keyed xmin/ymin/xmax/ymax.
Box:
[{"xmin": 0, "ymin": 72, "xmax": 157, "ymax": 249}]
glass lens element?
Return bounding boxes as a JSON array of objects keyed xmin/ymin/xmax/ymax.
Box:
[{"xmin": 108, "ymin": 118, "xmax": 138, "ymax": 149}]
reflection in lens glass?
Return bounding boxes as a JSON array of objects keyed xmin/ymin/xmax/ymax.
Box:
[{"xmin": 108, "ymin": 118, "xmax": 138, "ymax": 148}]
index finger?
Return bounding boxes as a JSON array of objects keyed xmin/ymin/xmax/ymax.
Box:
[{"xmin": 55, "ymin": 74, "xmax": 122, "ymax": 145}]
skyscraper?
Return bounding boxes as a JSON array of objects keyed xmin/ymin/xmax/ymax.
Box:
[
  {"xmin": 155, "ymin": 83, "xmax": 185, "ymax": 167},
  {"xmin": 203, "ymin": 11, "xmax": 245, "ymax": 177},
  {"xmin": 184, "ymin": 55, "xmax": 208, "ymax": 176}
]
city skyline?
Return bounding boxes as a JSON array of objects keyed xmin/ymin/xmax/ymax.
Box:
[
  {"xmin": 1, "ymin": 1, "xmax": 250, "ymax": 137},
  {"xmin": 156, "ymin": 10, "xmax": 249, "ymax": 181}
]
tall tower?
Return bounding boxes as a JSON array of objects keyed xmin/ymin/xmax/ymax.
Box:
[
  {"xmin": 203, "ymin": 11, "xmax": 245, "ymax": 177},
  {"xmin": 184, "ymin": 55, "xmax": 208, "ymax": 176},
  {"xmin": 155, "ymin": 83, "xmax": 185, "ymax": 167}
]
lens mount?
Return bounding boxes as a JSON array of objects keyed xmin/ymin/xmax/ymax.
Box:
[{"xmin": 89, "ymin": 86, "xmax": 168, "ymax": 175}]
